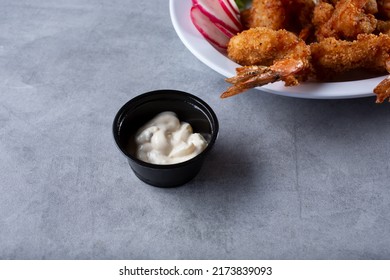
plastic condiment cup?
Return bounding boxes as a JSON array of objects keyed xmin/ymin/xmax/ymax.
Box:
[{"xmin": 113, "ymin": 89, "xmax": 219, "ymax": 187}]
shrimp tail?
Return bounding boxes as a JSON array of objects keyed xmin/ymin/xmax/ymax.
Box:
[
  {"xmin": 374, "ymin": 59, "xmax": 390, "ymax": 103},
  {"xmin": 374, "ymin": 76, "xmax": 390, "ymax": 103},
  {"xmin": 221, "ymin": 58, "xmax": 309, "ymax": 98},
  {"xmin": 222, "ymin": 66, "xmax": 281, "ymax": 98}
]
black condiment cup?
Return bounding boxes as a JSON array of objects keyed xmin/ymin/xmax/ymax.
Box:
[{"xmin": 113, "ymin": 89, "xmax": 219, "ymax": 187}]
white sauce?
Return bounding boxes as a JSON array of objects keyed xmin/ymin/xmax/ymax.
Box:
[{"xmin": 135, "ymin": 111, "xmax": 208, "ymax": 165}]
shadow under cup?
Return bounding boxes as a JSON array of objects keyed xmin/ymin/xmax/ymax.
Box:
[{"xmin": 113, "ymin": 90, "xmax": 219, "ymax": 187}]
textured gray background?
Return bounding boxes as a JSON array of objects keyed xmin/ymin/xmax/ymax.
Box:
[{"xmin": 1, "ymin": 0, "xmax": 390, "ymax": 260}]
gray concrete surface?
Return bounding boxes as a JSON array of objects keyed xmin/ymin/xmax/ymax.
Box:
[{"xmin": 1, "ymin": 0, "xmax": 390, "ymax": 260}]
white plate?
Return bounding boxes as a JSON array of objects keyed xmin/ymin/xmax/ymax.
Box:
[{"xmin": 169, "ymin": 0, "xmax": 386, "ymax": 99}]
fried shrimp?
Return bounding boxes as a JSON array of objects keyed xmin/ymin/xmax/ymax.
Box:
[
  {"xmin": 245, "ymin": 0, "xmax": 287, "ymax": 30},
  {"xmin": 244, "ymin": 0, "xmax": 315, "ymax": 32},
  {"xmin": 306, "ymin": 33, "xmax": 390, "ymax": 102},
  {"xmin": 374, "ymin": 60, "xmax": 390, "ymax": 103},
  {"xmin": 222, "ymin": 27, "xmax": 311, "ymax": 98},
  {"xmin": 312, "ymin": 1, "xmax": 334, "ymax": 31},
  {"xmin": 310, "ymin": 33, "xmax": 390, "ymax": 74},
  {"xmin": 227, "ymin": 27, "xmax": 310, "ymax": 66},
  {"xmin": 315, "ymin": 0, "xmax": 377, "ymax": 40}
]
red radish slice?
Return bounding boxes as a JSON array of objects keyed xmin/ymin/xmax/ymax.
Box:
[
  {"xmin": 190, "ymin": 5, "xmax": 229, "ymax": 49},
  {"xmin": 218, "ymin": 0, "xmax": 242, "ymax": 30},
  {"xmin": 226, "ymin": 0, "xmax": 240, "ymax": 15},
  {"xmin": 215, "ymin": 22, "xmax": 235, "ymax": 38},
  {"xmin": 192, "ymin": 0, "xmax": 241, "ymax": 34},
  {"xmin": 192, "ymin": 5, "xmax": 235, "ymax": 44}
]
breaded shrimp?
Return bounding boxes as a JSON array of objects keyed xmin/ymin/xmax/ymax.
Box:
[
  {"xmin": 312, "ymin": 1, "xmax": 335, "ymax": 30},
  {"xmin": 315, "ymin": 0, "xmax": 377, "ymax": 40},
  {"xmin": 324, "ymin": 0, "xmax": 377, "ymax": 13},
  {"xmin": 374, "ymin": 60, "xmax": 390, "ymax": 103},
  {"xmin": 227, "ymin": 27, "xmax": 310, "ymax": 66},
  {"xmin": 245, "ymin": 0, "xmax": 316, "ymax": 35},
  {"xmin": 222, "ymin": 27, "xmax": 311, "ymax": 98},
  {"xmin": 246, "ymin": 0, "xmax": 287, "ymax": 30},
  {"xmin": 310, "ymin": 33, "xmax": 390, "ymax": 102},
  {"xmin": 310, "ymin": 33, "xmax": 390, "ymax": 73}
]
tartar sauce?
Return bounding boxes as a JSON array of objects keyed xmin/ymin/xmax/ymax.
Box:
[{"xmin": 135, "ymin": 111, "xmax": 208, "ymax": 165}]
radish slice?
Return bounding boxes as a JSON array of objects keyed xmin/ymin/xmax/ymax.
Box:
[
  {"xmin": 218, "ymin": 0, "xmax": 242, "ymax": 30},
  {"xmin": 215, "ymin": 22, "xmax": 235, "ymax": 38},
  {"xmin": 226, "ymin": 0, "xmax": 240, "ymax": 15},
  {"xmin": 190, "ymin": 5, "xmax": 230, "ymax": 50},
  {"xmin": 193, "ymin": 0, "xmax": 241, "ymax": 34}
]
